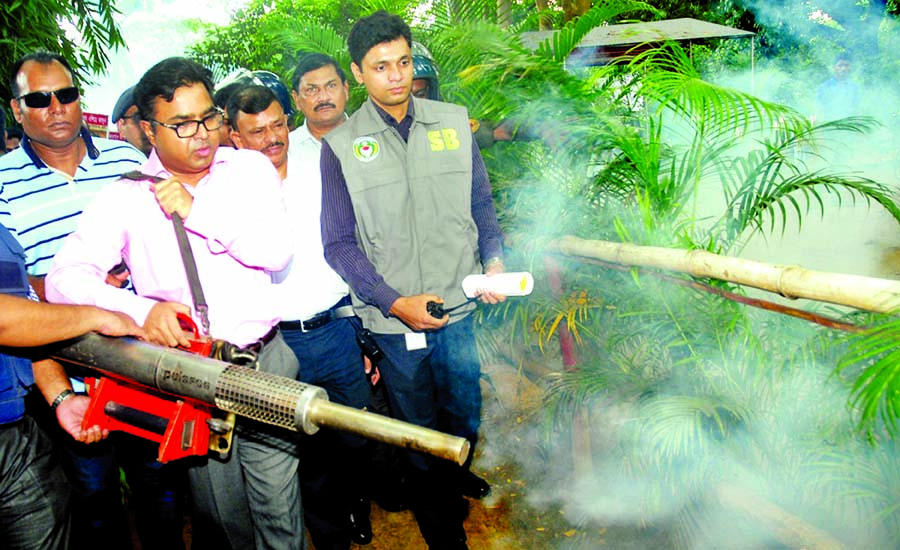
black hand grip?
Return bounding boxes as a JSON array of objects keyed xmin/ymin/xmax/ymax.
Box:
[{"xmin": 426, "ymin": 301, "xmax": 445, "ymax": 319}]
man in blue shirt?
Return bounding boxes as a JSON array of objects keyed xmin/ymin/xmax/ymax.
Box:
[
  {"xmin": 815, "ymin": 52, "xmax": 861, "ymax": 122},
  {"xmin": 0, "ymin": 221, "xmax": 143, "ymax": 549}
]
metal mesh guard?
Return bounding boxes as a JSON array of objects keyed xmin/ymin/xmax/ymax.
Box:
[{"xmin": 214, "ymin": 365, "xmax": 321, "ymax": 431}]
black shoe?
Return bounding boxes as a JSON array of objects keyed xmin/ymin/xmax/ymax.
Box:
[
  {"xmin": 370, "ymin": 477, "xmax": 409, "ymax": 512},
  {"xmin": 459, "ymin": 470, "xmax": 491, "ymax": 499},
  {"xmin": 349, "ymin": 498, "xmax": 372, "ymax": 546},
  {"xmin": 372, "ymin": 491, "xmax": 408, "ymax": 513}
]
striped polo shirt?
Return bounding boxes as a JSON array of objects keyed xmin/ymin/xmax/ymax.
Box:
[{"xmin": 0, "ymin": 127, "xmax": 145, "ymax": 276}]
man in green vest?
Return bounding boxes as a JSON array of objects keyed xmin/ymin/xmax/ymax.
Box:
[{"xmin": 320, "ymin": 10, "xmax": 506, "ymax": 549}]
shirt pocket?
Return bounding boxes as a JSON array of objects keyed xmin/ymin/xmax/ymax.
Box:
[{"xmin": 0, "ymin": 230, "xmax": 28, "ymax": 297}]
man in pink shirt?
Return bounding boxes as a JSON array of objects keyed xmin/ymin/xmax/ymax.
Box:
[{"xmin": 46, "ymin": 57, "xmax": 304, "ymax": 550}]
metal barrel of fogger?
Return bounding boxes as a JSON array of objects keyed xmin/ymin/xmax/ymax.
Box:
[{"xmin": 53, "ymin": 333, "xmax": 469, "ymax": 465}]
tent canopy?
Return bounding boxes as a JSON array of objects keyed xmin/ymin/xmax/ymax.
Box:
[{"xmin": 521, "ymin": 18, "xmax": 755, "ymax": 66}]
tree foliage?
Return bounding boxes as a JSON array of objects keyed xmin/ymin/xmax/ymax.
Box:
[
  {"xmin": 0, "ymin": 0, "xmax": 125, "ymax": 104},
  {"xmin": 189, "ymin": 0, "xmax": 366, "ymax": 80}
]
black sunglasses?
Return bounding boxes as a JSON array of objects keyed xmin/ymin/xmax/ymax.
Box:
[{"xmin": 16, "ymin": 86, "xmax": 80, "ymax": 109}]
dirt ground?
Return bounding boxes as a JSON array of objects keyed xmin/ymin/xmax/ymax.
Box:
[
  {"xmin": 351, "ymin": 362, "xmax": 668, "ymax": 550},
  {"xmin": 360, "ymin": 463, "xmax": 615, "ymax": 550}
]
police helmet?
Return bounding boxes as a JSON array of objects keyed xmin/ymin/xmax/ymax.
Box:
[
  {"xmin": 411, "ymin": 42, "xmax": 441, "ymax": 101},
  {"xmin": 216, "ymin": 69, "xmax": 296, "ymax": 118}
]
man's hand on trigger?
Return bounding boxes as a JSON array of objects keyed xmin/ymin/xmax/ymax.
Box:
[
  {"xmin": 390, "ymin": 294, "xmax": 449, "ymax": 331},
  {"xmin": 152, "ymin": 176, "xmax": 193, "ymax": 219},
  {"xmin": 144, "ymin": 301, "xmax": 192, "ymax": 347}
]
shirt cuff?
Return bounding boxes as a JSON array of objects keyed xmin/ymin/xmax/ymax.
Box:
[
  {"xmin": 373, "ymin": 283, "xmax": 402, "ymax": 318},
  {"xmin": 480, "ymin": 241, "xmax": 504, "ymax": 265},
  {"xmin": 483, "ymin": 256, "xmax": 504, "ymax": 271}
]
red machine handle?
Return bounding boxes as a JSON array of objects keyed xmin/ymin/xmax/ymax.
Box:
[
  {"xmin": 177, "ymin": 312, "xmax": 200, "ymax": 339},
  {"xmin": 176, "ymin": 312, "xmax": 214, "ymax": 357}
]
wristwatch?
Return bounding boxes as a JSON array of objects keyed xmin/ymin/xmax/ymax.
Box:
[
  {"xmin": 50, "ymin": 389, "xmax": 76, "ymax": 411},
  {"xmin": 483, "ymin": 256, "xmax": 504, "ymax": 271}
]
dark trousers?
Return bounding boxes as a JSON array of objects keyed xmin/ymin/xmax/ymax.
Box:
[
  {"xmin": 113, "ymin": 434, "xmax": 187, "ymax": 550},
  {"xmin": 372, "ymin": 315, "xmax": 482, "ymax": 465},
  {"xmin": 26, "ymin": 391, "xmax": 132, "ymax": 549},
  {"xmin": 27, "ymin": 387, "xmax": 187, "ymax": 550},
  {"xmin": 281, "ymin": 312, "xmax": 370, "ymax": 550},
  {"xmin": 0, "ymin": 416, "xmax": 70, "ymax": 550},
  {"xmin": 369, "ymin": 315, "xmax": 483, "ymax": 548}
]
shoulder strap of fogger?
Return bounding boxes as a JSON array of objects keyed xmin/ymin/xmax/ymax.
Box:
[{"xmin": 120, "ymin": 171, "xmax": 211, "ymax": 335}]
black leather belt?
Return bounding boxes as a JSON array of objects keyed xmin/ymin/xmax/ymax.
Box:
[
  {"xmin": 242, "ymin": 325, "xmax": 279, "ymax": 356},
  {"xmin": 259, "ymin": 325, "xmax": 279, "ymax": 346},
  {"xmin": 279, "ymin": 303, "xmax": 355, "ymax": 333}
]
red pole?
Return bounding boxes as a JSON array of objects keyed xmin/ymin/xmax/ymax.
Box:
[{"xmin": 544, "ymin": 255, "xmax": 578, "ymax": 371}]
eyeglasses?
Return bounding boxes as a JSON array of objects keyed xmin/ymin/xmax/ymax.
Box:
[
  {"xmin": 151, "ymin": 109, "xmax": 225, "ymax": 138},
  {"xmin": 16, "ymin": 86, "xmax": 80, "ymax": 109},
  {"xmin": 300, "ymin": 81, "xmax": 341, "ymax": 99}
]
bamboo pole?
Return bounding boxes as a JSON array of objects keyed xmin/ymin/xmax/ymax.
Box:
[
  {"xmin": 553, "ymin": 236, "xmax": 900, "ymax": 314},
  {"xmin": 716, "ymin": 484, "xmax": 845, "ymax": 549},
  {"xmin": 568, "ymin": 255, "xmax": 864, "ymax": 332}
]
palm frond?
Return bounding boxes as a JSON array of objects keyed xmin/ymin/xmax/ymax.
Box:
[
  {"xmin": 636, "ymin": 394, "xmax": 750, "ymax": 468},
  {"xmin": 836, "ymin": 316, "xmax": 900, "ymax": 437},
  {"xmin": 624, "ymin": 43, "xmax": 807, "ymax": 138},
  {"xmin": 811, "ymin": 442, "xmax": 900, "ymax": 539},
  {"xmin": 263, "ymin": 19, "xmax": 350, "ymax": 80},
  {"xmin": 718, "ymin": 169, "xmax": 900, "ymax": 249}
]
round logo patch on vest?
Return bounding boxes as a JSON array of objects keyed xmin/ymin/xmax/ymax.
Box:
[{"xmin": 353, "ymin": 136, "xmax": 380, "ymax": 163}]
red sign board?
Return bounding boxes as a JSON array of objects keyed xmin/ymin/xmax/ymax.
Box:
[{"xmin": 83, "ymin": 112, "xmax": 109, "ymax": 139}]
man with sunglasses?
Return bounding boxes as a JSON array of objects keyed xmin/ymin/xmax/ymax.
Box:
[
  {"xmin": 0, "ymin": 51, "xmax": 146, "ymax": 299},
  {"xmin": 0, "ymin": 49, "xmax": 149, "ymax": 549},
  {"xmin": 47, "ymin": 56, "xmax": 303, "ymax": 550}
]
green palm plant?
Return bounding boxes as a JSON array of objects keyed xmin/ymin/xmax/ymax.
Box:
[
  {"xmin": 436, "ymin": 14, "xmax": 900, "ymax": 547},
  {"xmin": 836, "ymin": 316, "xmax": 900, "ymax": 438},
  {"xmin": 811, "ymin": 440, "xmax": 900, "ymax": 542},
  {"xmin": 712, "ymin": 117, "xmax": 900, "ymax": 251},
  {"xmin": 584, "ymin": 43, "xmax": 899, "ymax": 254}
]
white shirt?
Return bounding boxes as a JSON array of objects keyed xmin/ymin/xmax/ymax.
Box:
[{"xmin": 274, "ymin": 121, "xmax": 350, "ymax": 321}]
